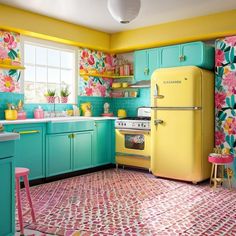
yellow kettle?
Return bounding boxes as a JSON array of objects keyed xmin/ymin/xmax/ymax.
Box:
[{"xmin": 117, "ymin": 109, "xmax": 127, "ymax": 118}]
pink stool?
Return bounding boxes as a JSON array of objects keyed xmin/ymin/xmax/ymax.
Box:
[
  {"xmin": 208, "ymin": 154, "xmax": 234, "ymax": 189},
  {"xmin": 15, "ymin": 168, "xmax": 36, "ymax": 235}
]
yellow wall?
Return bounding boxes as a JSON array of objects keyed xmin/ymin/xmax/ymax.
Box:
[
  {"xmin": 110, "ymin": 9, "xmax": 236, "ymax": 52},
  {"xmin": 1, "ymin": 4, "xmax": 236, "ymax": 53},
  {"xmin": 0, "ymin": 4, "xmax": 110, "ymax": 52}
]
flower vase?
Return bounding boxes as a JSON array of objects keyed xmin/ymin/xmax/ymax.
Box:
[
  {"xmin": 61, "ymin": 96, "xmax": 68, "ymax": 103},
  {"xmin": 46, "ymin": 96, "xmax": 56, "ymax": 103}
]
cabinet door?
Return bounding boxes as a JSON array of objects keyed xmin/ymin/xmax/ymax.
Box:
[
  {"xmin": 0, "ymin": 157, "xmax": 14, "ymax": 236},
  {"xmin": 73, "ymin": 132, "xmax": 92, "ymax": 170},
  {"xmin": 6, "ymin": 124, "xmax": 45, "ymax": 180},
  {"xmin": 181, "ymin": 42, "xmax": 204, "ymax": 67},
  {"xmin": 148, "ymin": 48, "xmax": 159, "ymax": 79},
  {"xmin": 160, "ymin": 45, "xmax": 180, "ymax": 68},
  {"xmin": 134, "ymin": 50, "xmax": 148, "ymax": 81},
  {"xmin": 46, "ymin": 133, "xmax": 72, "ymax": 177},
  {"xmin": 93, "ymin": 121, "xmax": 112, "ymax": 166}
]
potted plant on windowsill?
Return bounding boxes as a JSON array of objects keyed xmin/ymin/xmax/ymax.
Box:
[
  {"xmin": 60, "ymin": 86, "xmax": 70, "ymax": 103},
  {"xmin": 45, "ymin": 89, "xmax": 56, "ymax": 103}
]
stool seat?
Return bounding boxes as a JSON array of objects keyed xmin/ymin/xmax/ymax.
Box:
[
  {"xmin": 15, "ymin": 167, "xmax": 30, "ymax": 177},
  {"xmin": 15, "ymin": 167, "xmax": 36, "ymax": 235},
  {"xmin": 208, "ymin": 154, "xmax": 234, "ymax": 164}
]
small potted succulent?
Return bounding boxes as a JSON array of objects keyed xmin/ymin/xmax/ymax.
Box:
[
  {"xmin": 45, "ymin": 89, "xmax": 56, "ymax": 103},
  {"xmin": 60, "ymin": 86, "xmax": 70, "ymax": 103}
]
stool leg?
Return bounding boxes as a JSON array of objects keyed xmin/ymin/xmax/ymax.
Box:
[
  {"xmin": 213, "ymin": 164, "xmax": 217, "ymax": 189},
  {"xmin": 210, "ymin": 164, "xmax": 214, "ymax": 186},
  {"xmin": 16, "ymin": 176, "xmax": 24, "ymax": 235},
  {"xmin": 23, "ymin": 175, "xmax": 36, "ymax": 223},
  {"xmin": 226, "ymin": 166, "xmax": 232, "ymax": 189}
]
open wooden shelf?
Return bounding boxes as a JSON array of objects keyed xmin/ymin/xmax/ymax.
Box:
[
  {"xmin": 80, "ymin": 73, "xmax": 134, "ymax": 79},
  {"xmin": 0, "ymin": 64, "xmax": 25, "ymax": 70}
]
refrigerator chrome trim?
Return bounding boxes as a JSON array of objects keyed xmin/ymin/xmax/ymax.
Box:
[
  {"xmin": 150, "ymin": 106, "xmax": 202, "ymax": 110},
  {"xmin": 116, "ymin": 128, "xmax": 150, "ymax": 134},
  {"xmin": 116, "ymin": 152, "xmax": 150, "ymax": 160}
]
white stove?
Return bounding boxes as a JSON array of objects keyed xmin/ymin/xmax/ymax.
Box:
[{"xmin": 115, "ymin": 107, "xmax": 151, "ymax": 130}]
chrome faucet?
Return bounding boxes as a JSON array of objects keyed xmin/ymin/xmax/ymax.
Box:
[{"xmin": 52, "ymin": 96, "xmax": 60, "ymax": 117}]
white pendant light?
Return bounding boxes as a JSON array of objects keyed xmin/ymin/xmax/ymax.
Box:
[{"xmin": 107, "ymin": 0, "xmax": 141, "ymax": 24}]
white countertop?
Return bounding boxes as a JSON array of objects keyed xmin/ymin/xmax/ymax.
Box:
[
  {"xmin": 0, "ymin": 132, "xmax": 20, "ymax": 142},
  {"xmin": 0, "ymin": 116, "xmax": 118, "ymax": 125}
]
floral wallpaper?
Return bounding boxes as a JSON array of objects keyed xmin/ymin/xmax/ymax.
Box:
[
  {"xmin": 215, "ymin": 36, "xmax": 236, "ymax": 186},
  {"xmin": 0, "ymin": 30, "xmax": 21, "ymax": 93},
  {"xmin": 79, "ymin": 48, "xmax": 116, "ymax": 97}
]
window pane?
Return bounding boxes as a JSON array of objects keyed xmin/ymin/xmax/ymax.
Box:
[
  {"xmin": 24, "ymin": 65, "xmax": 35, "ymax": 82},
  {"xmin": 24, "ymin": 44, "xmax": 35, "ymax": 64},
  {"xmin": 67, "ymin": 85, "xmax": 74, "ymax": 103},
  {"xmin": 61, "ymin": 69, "xmax": 73, "ymax": 85},
  {"xmin": 36, "ymin": 66, "xmax": 47, "ymax": 82},
  {"xmin": 36, "ymin": 46, "xmax": 47, "ymax": 65},
  {"xmin": 61, "ymin": 51, "xmax": 74, "ymax": 69},
  {"xmin": 48, "ymin": 49, "xmax": 60, "ymax": 67},
  {"xmin": 24, "ymin": 81, "xmax": 35, "ymax": 103},
  {"xmin": 48, "ymin": 68, "xmax": 60, "ymax": 84},
  {"xmin": 35, "ymin": 83, "xmax": 47, "ymax": 103}
]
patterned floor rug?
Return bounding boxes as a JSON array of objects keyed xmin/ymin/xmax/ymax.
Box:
[{"xmin": 16, "ymin": 169, "xmax": 236, "ymax": 236}]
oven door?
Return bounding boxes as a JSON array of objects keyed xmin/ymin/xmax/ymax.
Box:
[{"xmin": 116, "ymin": 128, "xmax": 151, "ymax": 159}]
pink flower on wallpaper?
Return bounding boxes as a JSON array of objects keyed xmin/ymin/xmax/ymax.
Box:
[
  {"xmin": 0, "ymin": 47, "xmax": 8, "ymax": 59},
  {"xmin": 215, "ymin": 92, "xmax": 226, "ymax": 110},
  {"xmin": 88, "ymin": 55, "xmax": 95, "ymax": 65},
  {"xmin": 0, "ymin": 75, "xmax": 15, "ymax": 92},
  {"xmin": 81, "ymin": 50, "xmax": 89, "ymax": 59},
  {"xmin": 223, "ymin": 71, "xmax": 236, "ymax": 93},
  {"xmin": 85, "ymin": 87, "xmax": 93, "ymax": 96},
  {"xmin": 215, "ymin": 49, "xmax": 224, "ymax": 67},
  {"xmin": 105, "ymin": 54, "xmax": 115, "ymax": 68},
  {"xmin": 3, "ymin": 33, "xmax": 17, "ymax": 50},
  {"xmin": 97, "ymin": 83, "xmax": 106, "ymax": 97},
  {"xmin": 225, "ymin": 36, "xmax": 236, "ymax": 46},
  {"xmin": 224, "ymin": 117, "xmax": 236, "ymax": 135},
  {"xmin": 215, "ymin": 131, "xmax": 225, "ymax": 146}
]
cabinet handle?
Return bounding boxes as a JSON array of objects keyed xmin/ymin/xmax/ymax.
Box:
[
  {"xmin": 68, "ymin": 134, "xmax": 72, "ymax": 138},
  {"xmin": 94, "ymin": 122, "xmax": 97, "ymax": 127},
  {"xmin": 144, "ymin": 67, "xmax": 149, "ymax": 75},
  {"xmin": 179, "ymin": 55, "xmax": 185, "ymax": 62},
  {"xmin": 14, "ymin": 130, "xmax": 40, "ymax": 135}
]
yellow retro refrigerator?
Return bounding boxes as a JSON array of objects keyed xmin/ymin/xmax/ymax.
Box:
[{"xmin": 151, "ymin": 66, "xmax": 214, "ymax": 183}]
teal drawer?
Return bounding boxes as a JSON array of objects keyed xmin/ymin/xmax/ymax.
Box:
[
  {"xmin": 0, "ymin": 141, "xmax": 14, "ymax": 159},
  {"xmin": 47, "ymin": 120, "xmax": 94, "ymax": 134}
]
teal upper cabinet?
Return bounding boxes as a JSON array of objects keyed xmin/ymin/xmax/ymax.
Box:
[
  {"xmin": 160, "ymin": 41, "xmax": 214, "ymax": 70},
  {"xmin": 134, "ymin": 48, "xmax": 159, "ymax": 81},
  {"xmin": 5, "ymin": 123, "xmax": 45, "ymax": 180},
  {"xmin": 73, "ymin": 132, "xmax": 92, "ymax": 171},
  {"xmin": 93, "ymin": 120, "xmax": 115, "ymax": 166}
]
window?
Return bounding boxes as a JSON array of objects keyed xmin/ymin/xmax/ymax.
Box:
[{"xmin": 22, "ymin": 37, "xmax": 77, "ymax": 103}]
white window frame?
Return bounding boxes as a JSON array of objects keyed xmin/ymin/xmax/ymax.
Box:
[{"xmin": 21, "ymin": 36, "xmax": 78, "ymax": 104}]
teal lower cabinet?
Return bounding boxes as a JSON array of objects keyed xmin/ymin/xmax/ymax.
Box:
[
  {"xmin": 93, "ymin": 120, "xmax": 115, "ymax": 166},
  {"xmin": 73, "ymin": 132, "xmax": 92, "ymax": 171},
  {"xmin": 0, "ymin": 141, "xmax": 15, "ymax": 236},
  {"xmin": 5, "ymin": 124, "xmax": 45, "ymax": 180},
  {"xmin": 46, "ymin": 133, "xmax": 72, "ymax": 177}
]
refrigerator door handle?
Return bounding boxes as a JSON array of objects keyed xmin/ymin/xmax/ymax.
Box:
[
  {"xmin": 154, "ymin": 84, "xmax": 164, "ymax": 99},
  {"xmin": 154, "ymin": 119, "xmax": 164, "ymax": 126},
  {"xmin": 151, "ymin": 106, "xmax": 202, "ymax": 110}
]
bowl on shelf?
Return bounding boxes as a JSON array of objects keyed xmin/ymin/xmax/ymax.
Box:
[{"xmin": 112, "ymin": 82, "xmax": 121, "ymax": 88}]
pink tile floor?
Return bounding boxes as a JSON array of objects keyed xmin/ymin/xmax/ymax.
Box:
[{"xmin": 16, "ymin": 169, "xmax": 236, "ymax": 236}]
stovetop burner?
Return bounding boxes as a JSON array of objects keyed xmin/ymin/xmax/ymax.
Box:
[
  {"xmin": 118, "ymin": 116, "xmax": 151, "ymax": 121},
  {"xmin": 115, "ymin": 107, "xmax": 151, "ymax": 130}
]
